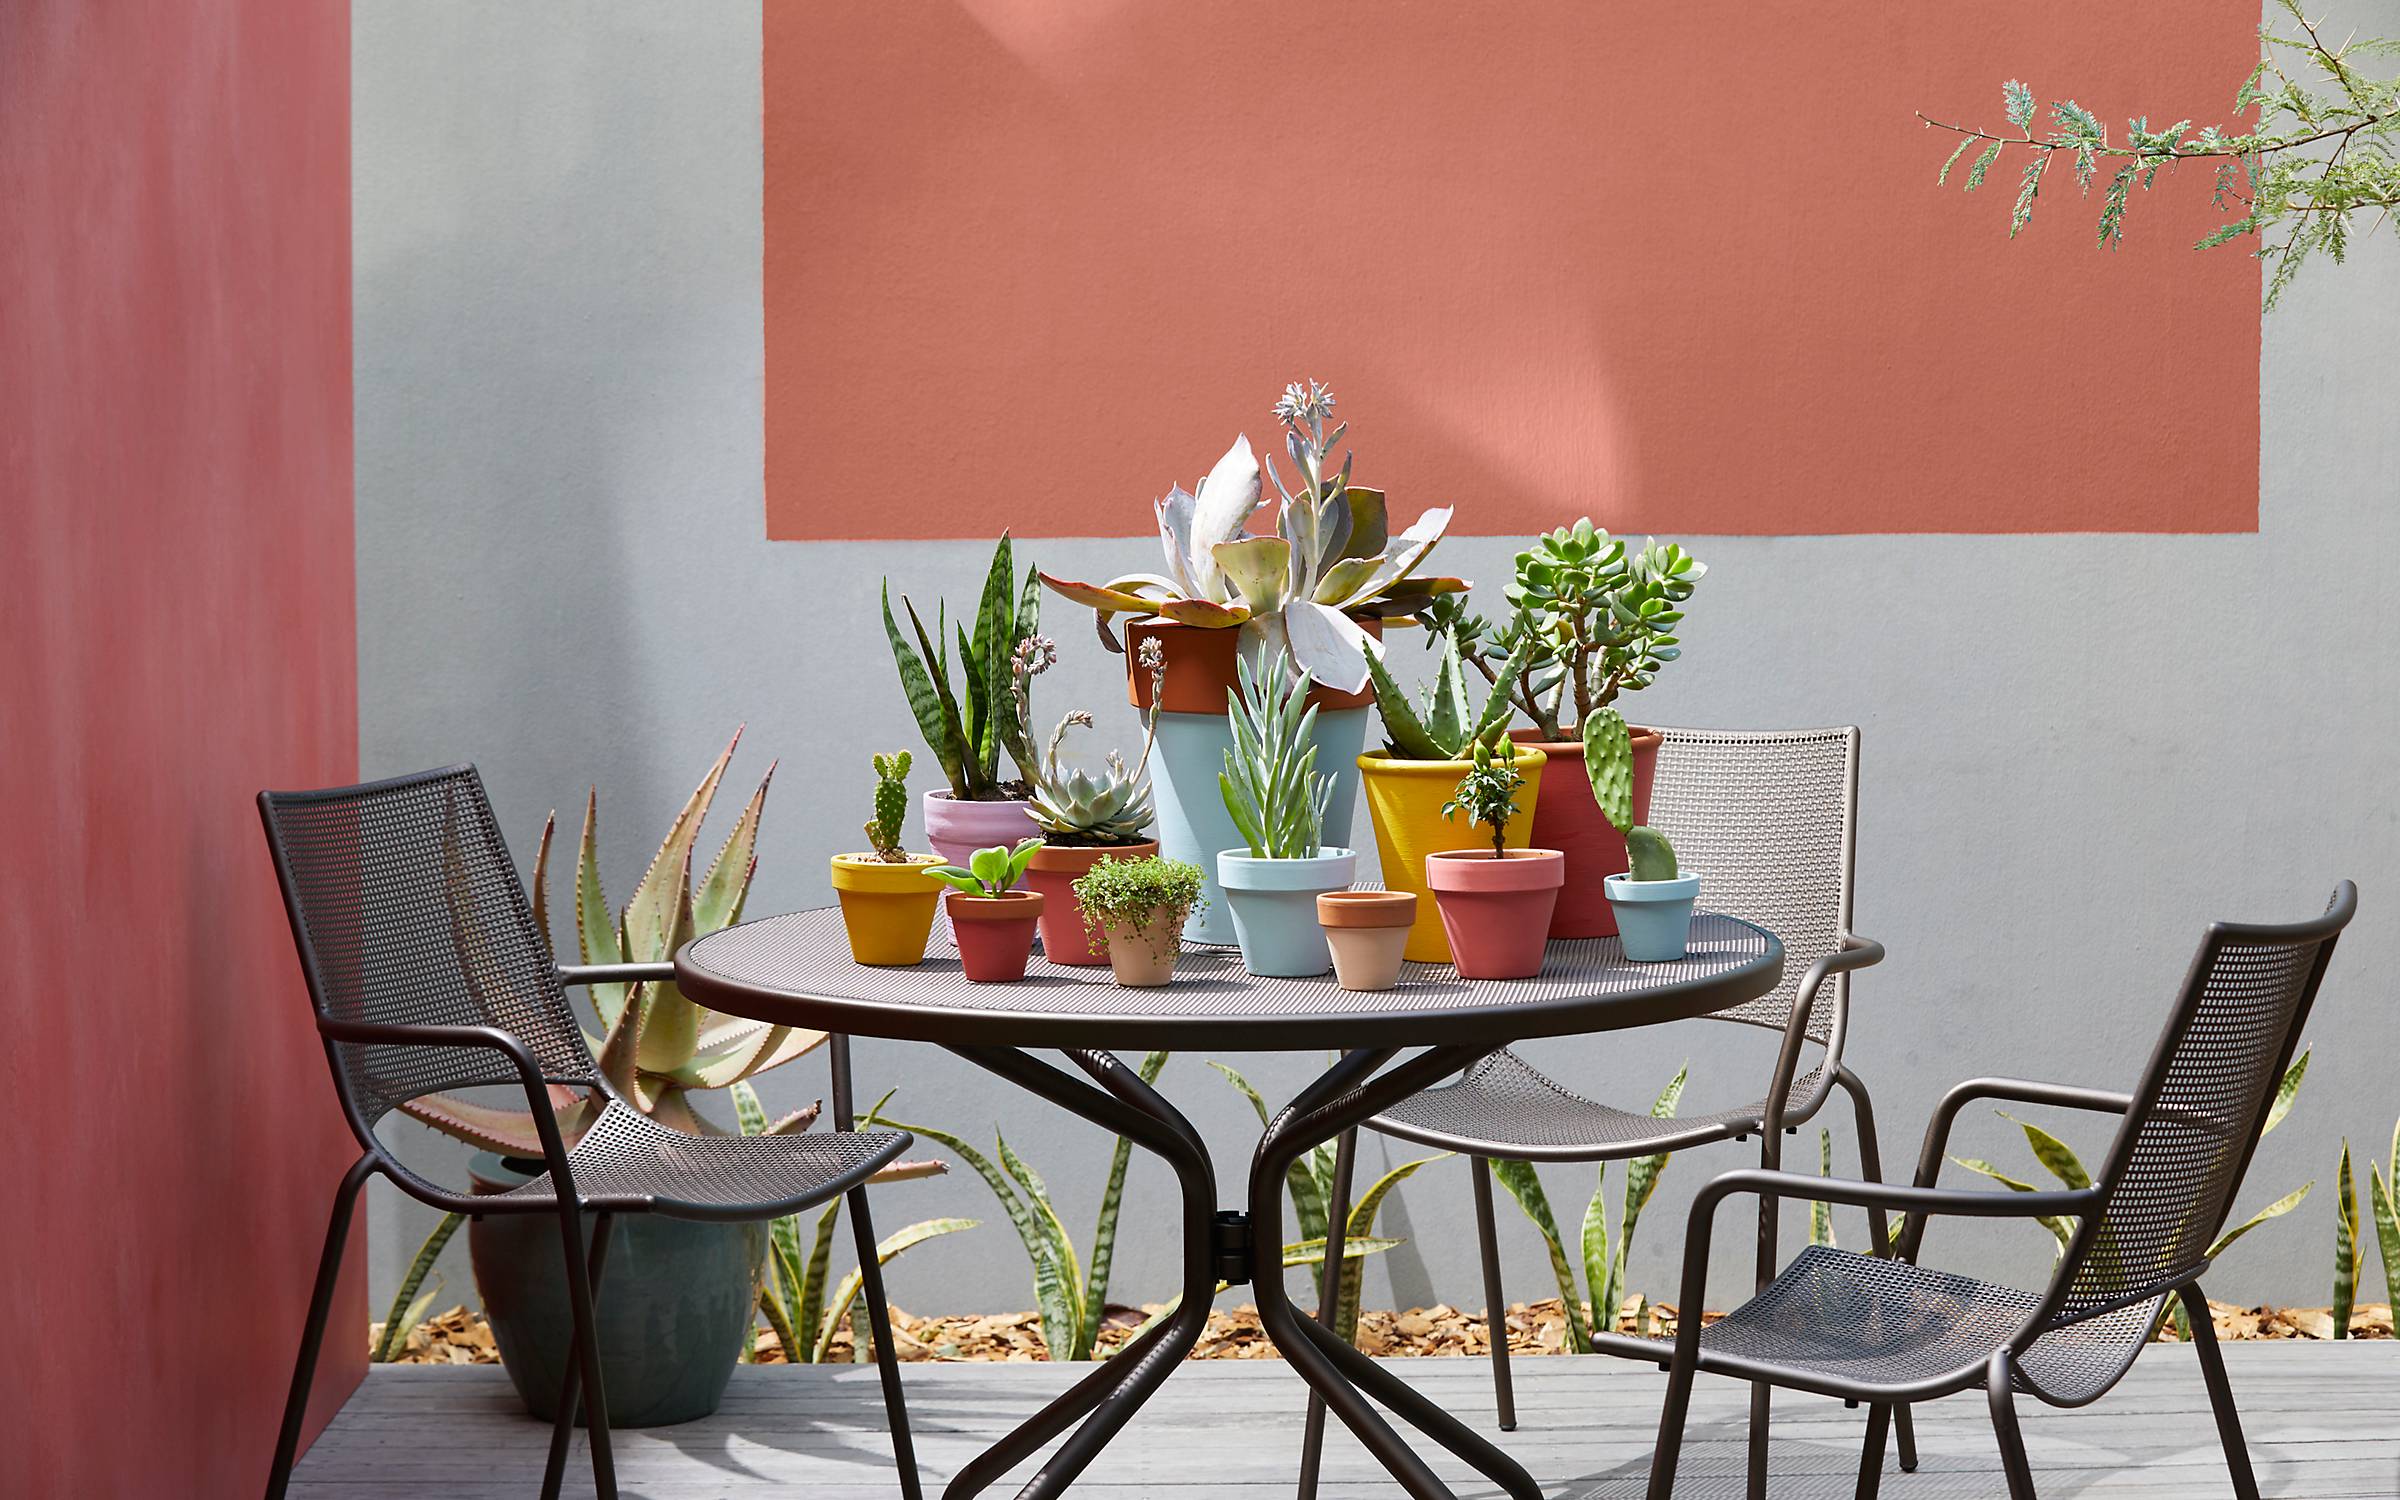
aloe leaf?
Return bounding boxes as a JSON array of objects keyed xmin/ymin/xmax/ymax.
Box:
[
  {"xmin": 1364, "ymin": 649, "xmax": 1445, "ymax": 760},
  {"xmin": 575, "ymin": 788, "xmax": 628, "ymax": 1029},
  {"xmin": 2370, "ymin": 1161, "xmax": 2400, "ymax": 1316},
  {"xmin": 1580, "ymin": 1166, "xmax": 1610, "ymax": 1333},
  {"xmin": 623, "ymin": 730, "xmax": 737, "ymax": 965},
  {"xmin": 695, "ymin": 767, "xmax": 772, "ymax": 935},
  {"xmin": 2334, "ymin": 1140, "xmax": 2358, "ymax": 1338},
  {"xmin": 2262, "ymin": 1049, "xmax": 2310, "ymax": 1135},
  {"xmin": 397, "ymin": 1093, "xmax": 559, "ymax": 1159},
  {"xmin": 998, "ymin": 1133, "xmax": 1085, "ymax": 1357},
  {"xmin": 1490, "ymin": 1158, "xmax": 1589, "ymax": 1353},
  {"xmin": 815, "ymin": 1218, "xmax": 982, "ymax": 1362},
  {"xmin": 1466, "ymin": 626, "xmax": 1539, "ymax": 746},
  {"xmin": 1998, "ymin": 1111, "xmax": 2094, "ymax": 1191},
  {"xmin": 595, "ymin": 982, "xmax": 646, "ymax": 1101},
  {"xmin": 632, "ymin": 858, "xmax": 701, "ymax": 1073},
  {"xmin": 1336, "ymin": 1153, "xmax": 1448, "ymax": 1341},
  {"xmin": 529, "ymin": 812, "xmax": 556, "ymax": 960},
  {"xmin": 373, "ymin": 1211, "xmax": 464, "ymax": 1361},
  {"xmin": 1951, "ymin": 1155, "xmax": 2077, "ymax": 1253},
  {"xmin": 1423, "ymin": 638, "xmax": 1469, "ymax": 755},
  {"xmin": 1079, "ymin": 1051, "xmax": 1168, "ymax": 1359}
]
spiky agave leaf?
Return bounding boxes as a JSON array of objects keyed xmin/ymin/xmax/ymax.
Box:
[
  {"xmin": 695, "ymin": 764, "xmax": 773, "ymax": 935},
  {"xmin": 622, "ymin": 729, "xmax": 739, "ymax": 965},
  {"xmin": 529, "ymin": 812, "xmax": 556, "ymax": 959},
  {"xmin": 575, "ymin": 787, "xmax": 630, "ymax": 1029},
  {"xmin": 630, "ymin": 850, "xmax": 701, "ymax": 1075}
]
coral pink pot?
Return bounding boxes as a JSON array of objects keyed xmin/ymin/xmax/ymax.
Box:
[
  {"xmin": 1424, "ymin": 849, "xmax": 1566, "ymax": 980},
  {"xmin": 946, "ymin": 890, "xmax": 1044, "ymax": 982},
  {"xmin": 1023, "ymin": 841, "xmax": 1157, "ymax": 964},
  {"xmin": 1511, "ymin": 727, "xmax": 1661, "ymax": 939}
]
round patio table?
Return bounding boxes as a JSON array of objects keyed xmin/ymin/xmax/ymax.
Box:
[{"xmin": 677, "ymin": 907, "xmax": 1782, "ymax": 1500}]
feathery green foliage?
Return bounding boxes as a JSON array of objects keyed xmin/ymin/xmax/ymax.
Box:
[
  {"xmin": 1440, "ymin": 736, "xmax": 1528, "ymax": 857},
  {"xmin": 1221, "ymin": 650, "xmax": 1334, "ymax": 858}
]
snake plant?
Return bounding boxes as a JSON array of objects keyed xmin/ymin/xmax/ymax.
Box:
[{"xmin": 884, "ymin": 534, "xmax": 1042, "ymax": 800}]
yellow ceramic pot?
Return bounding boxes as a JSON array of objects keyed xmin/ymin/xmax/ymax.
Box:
[
  {"xmin": 830, "ymin": 854, "xmax": 943, "ymax": 966},
  {"xmin": 1356, "ymin": 743, "xmax": 1548, "ymax": 963}
]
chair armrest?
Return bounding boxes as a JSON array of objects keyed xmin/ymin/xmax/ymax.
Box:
[
  {"xmin": 314, "ymin": 1018, "xmax": 581, "ymax": 1186},
  {"xmin": 556, "ymin": 962, "xmax": 676, "ymax": 987},
  {"xmin": 1760, "ymin": 933, "xmax": 1886, "ymax": 1136},
  {"xmin": 1899, "ymin": 1076, "xmax": 2132, "ymax": 1259}
]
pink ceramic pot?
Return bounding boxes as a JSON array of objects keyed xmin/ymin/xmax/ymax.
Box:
[
  {"xmin": 947, "ymin": 890, "xmax": 1044, "ymax": 982},
  {"xmin": 1023, "ymin": 841, "xmax": 1157, "ymax": 964},
  {"xmin": 1424, "ymin": 849, "xmax": 1566, "ymax": 980}
]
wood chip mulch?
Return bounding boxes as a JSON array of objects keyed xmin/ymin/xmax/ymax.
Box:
[{"xmin": 372, "ymin": 1297, "xmax": 2393, "ymax": 1366}]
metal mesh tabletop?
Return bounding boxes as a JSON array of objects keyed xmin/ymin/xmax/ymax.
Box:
[{"xmin": 677, "ymin": 907, "xmax": 1781, "ymax": 1050}]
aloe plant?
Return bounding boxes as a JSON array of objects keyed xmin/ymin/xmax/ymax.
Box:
[
  {"xmin": 1494, "ymin": 1065, "xmax": 1688, "ymax": 1348},
  {"xmin": 1038, "ymin": 382, "xmax": 1467, "ymax": 693},
  {"xmin": 884, "ymin": 534, "xmax": 1042, "ymax": 800},
  {"xmin": 370, "ymin": 1211, "xmax": 464, "ymax": 1362},
  {"xmin": 1220, "ymin": 651, "xmax": 1333, "ymax": 859},
  {"xmin": 1364, "ymin": 616, "xmax": 1538, "ymax": 761}
]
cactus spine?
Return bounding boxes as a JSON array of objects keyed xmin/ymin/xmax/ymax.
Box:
[{"xmin": 868, "ymin": 751, "xmax": 912, "ymax": 861}]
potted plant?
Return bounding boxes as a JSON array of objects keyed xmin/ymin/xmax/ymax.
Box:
[
  {"xmin": 1218, "ymin": 651, "xmax": 1356, "ymax": 976},
  {"xmin": 1587, "ymin": 708, "xmax": 1702, "ymax": 960},
  {"xmin": 1072, "ymin": 853, "xmax": 1206, "ymax": 987},
  {"xmin": 1016, "ymin": 635, "xmax": 1164, "ymax": 964},
  {"xmin": 926, "ymin": 838, "xmax": 1046, "ymax": 981},
  {"xmin": 1316, "ymin": 890, "xmax": 1418, "ymax": 990},
  {"xmin": 1036, "ymin": 382, "xmax": 1463, "ymax": 941},
  {"xmin": 883, "ymin": 533, "xmax": 1045, "ymax": 888},
  {"xmin": 1427, "ymin": 519, "xmax": 1702, "ymax": 937},
  {"xmin": 830, "ymin": 751, "xmax": 944, "ymax": 965},
  {"xmin": 1424, "ymin": 736, "xmax": 1565, "ymax": 979},
  {"xmin": 1357, "ymin": 621, "xmax": 1548, "ymax": 963},
  {"xmin": 402, "ymin": 734, "xmax": 942, "ymax": 1426}
]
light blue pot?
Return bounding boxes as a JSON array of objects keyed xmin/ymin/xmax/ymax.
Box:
[
  {"xmin": 1219, "ymin": 848, "xmax": 1357, "ymax": 977},
  {"xmin": 1152, "ymin": 708, "xmax": 1367, "ymax": 944},
  {"xmin": 1603, "ymin": 871, "xmax": 1702, "ymax": 962}
]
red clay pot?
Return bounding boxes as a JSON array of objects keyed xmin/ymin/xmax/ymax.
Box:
[
  {"xmin": 1510, "ymin": 726, "xmax": 1661, "ymax": 939},
  {"xmin": 1124, "ymin": 617, "xmax": 1381, "ymax": 714},
  {"xmin": 1424, "ymin": 849, "xmax": 1566, "ymax": 980},
  {"xmin": 946, "ymin": 889, "xmax": 1044, "ymax": 982},
  {"xmin": 1023, "ymin": 841, "xmax": 1157, "ymax": 964}
]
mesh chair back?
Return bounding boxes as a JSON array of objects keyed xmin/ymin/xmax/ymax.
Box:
[
  {"xmin": 259, "ymin": 765, "xmax": 594, "ymax": 1129},
  {"xmin": 2048, "ymin": 886, "xmax": 2353, "ymax": 1327},
  {"xmin": 1645, "ymin": 727, "xmax": 1857, "ymax": 1043}
]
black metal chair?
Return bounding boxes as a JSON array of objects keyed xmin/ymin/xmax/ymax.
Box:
[
  {"xmin": 257, "ymin": 765, "xmax": 926, "ymax": 1500},
  {"xmin": 1304, "ymin": 726, "xmax": 1910, "ymax": 1498},
  {"xmin": 1597, "ymin": 881, "xmax": 2357, "ymax": 1500}
]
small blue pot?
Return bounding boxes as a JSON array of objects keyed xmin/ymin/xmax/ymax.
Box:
[
  {"xmin": 1219, "ymin": 848, "xmax": 1357, "ymax": 976},
  {"xmin": 1603, "ymin": 871, "xmax": 1702, "ymax": 962}
]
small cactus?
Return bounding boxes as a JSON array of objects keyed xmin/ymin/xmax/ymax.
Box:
[
  {"xmin": 1625, "ymin": 825, "xmax": 1680, "ymax": 882},
  {"xmin": 867, "ymin": 751, "xmax": 912, "ymax": 861}
]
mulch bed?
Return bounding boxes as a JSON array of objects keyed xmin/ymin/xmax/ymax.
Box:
[{"xmin": 375, "ymin": 1298, "xmax": 2394, "ymax": 1366}]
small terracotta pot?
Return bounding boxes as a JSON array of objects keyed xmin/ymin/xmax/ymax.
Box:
[
  {"xmin": 830, "ymin": 854, "xmax": 943, "ymax": 966},
  {"xmin": 1316, "ymin": 890, "xmax": 1418, "ymax": 991},
  {"xmin": 1023, "ymin": 841, "xmax": 1158, "ymax": 964},
  {"xmin": 946, "ymin": 889, "xmax": 1044, "ymax": 982},
  {"xmin": 1511, "ymin": 726, "xmax": 1662, "ymax": 939},
  {"xmin": 1425, "ymin": 849, "xmax": 1566, "ymax": 980},
  {"xmin": 1101, "ymin": 908, "xmax": 1188, "ymax": 987}
]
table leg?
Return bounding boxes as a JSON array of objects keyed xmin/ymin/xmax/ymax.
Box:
[
  {"xmin": 946, "ymin": 1047, "xmax": 1219, "ymax": 1500},
  {"xmin": 1251, "ymin": 1046, "xmax": 1543, "ymax": 1500}
]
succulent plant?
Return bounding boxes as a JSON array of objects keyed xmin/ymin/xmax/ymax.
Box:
[
  {"xmin": 927, "ymin": 838, "xmax": 1044, "ymax": 899},
  {"xmin": 1582, "ymin": 706, "xmax": 1682, "ymax": 880},
  {"xmin": 1624, "ymin": 826, "xmax": 1681, "ymax": 882},
  {"xmin": 883, "ymin": 534, "xmax": 1041, "ymax": 800},
  {"xmin": 400, "ymin": 732, "xmax": 936, "ymax": 1182},
  {"xmin": 1220, "ymin": 650, "xmax": 1333, "ymax": 859},
  {"xmin": 1440, "ymin": 736, "xmax": 1528, "ymax": 858},
  {"xmin": 864, "ymin": 751, "xmax": 914, "ymax": 861},
  {"xmin": 1016, "ymin": 636, "xmax": 1164, "ymax": 846},
  {"xmin": 1036, "ymin": 381, "xmax": 1468, "ymax": 693},
  {"xmin": 1364, "ymin": 613, "xmax": 1538, "ymax": 761}
]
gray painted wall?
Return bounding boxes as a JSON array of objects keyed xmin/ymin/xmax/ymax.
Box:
[{"xmin": 354, "ymin": 0, "xmax": 2400, "ymax": 1328}]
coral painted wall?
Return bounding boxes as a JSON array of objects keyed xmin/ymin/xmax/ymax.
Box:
[
  {"xmin": 765, "ymin": 1, "xmax": 2260, "ymax": 540},
  {"xmin": 0, "ymin": 2, "xmax": 360, "ymax": 1493}
]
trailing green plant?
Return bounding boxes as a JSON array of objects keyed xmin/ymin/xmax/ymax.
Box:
[
  {"xmin": 1073, "ymin": 855, "xmax": 1206, "ymax": 957},
  {"xmin": 863, "ymin": 751, "xmax": 917, "ymax": 861},
  {"xmin": 883, "ymin": 533, "xmax": 1042, "ymax": 800},
  {"xmin": 1364, "ymin": 615, "xmax": 1538, "ymax": 762},
  {"xmin": 1951, "ymin": 1049, "xmax": 2313, "ymax": 1339},
  {"xmin": 927, "ymin": 838, "xmax": 1043, "ymax": 899},
  {"xmin": 1017, "ymin": 636, "xmax": 1165, "ymax": 846},
  {"xmin": 1038, "ymin": 380, "xmax": 1466, "ymax": 693},
  {"xmin": 1439, "ymin": 736, "xmax": 1527, "ymax": 858},
  {"xmin": 1919, "ymin": 1, "xmax": 2400, "ymax": 308},
  {"xmin": 370, "ymin": 1211, "xmax": 464, "ymax": 1362},
  {"xmin": 1493, "ymin": 1065, "xmax": 1689, "ymax": 1348},
  {"xmin": 1427, "ymin": 519, "xmax": 1703, "ymax": 741},
  {"xmin": 731, "ymin": 1082, "xmax": 978, "ymax": 1363},
  {"xmin": 1582, "ymin": 707, "xmax": 1682, "ymax": 880},
  {"xmin": 1220, "ymin": 650, "xmax": 1334, "ymax": 859}
]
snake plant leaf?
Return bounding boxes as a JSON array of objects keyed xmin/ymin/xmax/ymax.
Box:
[
  {"xmin": 1286, "ymin": 598, "xmax": 1382, "ymax": 695},
  {"xmin": 999, "ymin": 1132, "xmax": 1086, "ymax": 1357},
  {"xmin": 957, "ymin": 620, "xmax": 994, "ymax": 778},
  {"xmin": 1581, "ymin": 1165, "xmax": 1611, "ymax": 1332},
  {"xmin": 895, "ymin": 591, "xmax": 974, "ymax": 795},
  {"xmin": 2207, "ymin": 1181, "xmax": 2314, "ymax": 1260},
  {"xmin": 695, "ymin": 766, "xmax": 772, "ymax": 935},
  {"xmin": 1950, "ymin": 1155, "xmax": 2077, "ymax": 1253},
  {"xmin": 865, "ymin": 1113, "xmax": 1054, "ymax": 1318},
  {"xmin": 1998, "ymin": 1112, "xmax": 2094, "ymax": 1191},
  {"xmin": 575, "ymin": 787, "xmax": 629, "ymax": 1030},
  {"xmin": 793, "ymin": 1196, "xmax": 842, "ymax": 1360},
  {"xmin": 1078, "ymin": 1050, "xmax": 1169, "ymax": 1358},
  {"xmin": 1812, "ymin": 1130, "xmax": 1837, "ymax": 1248},
  {"xmin": 529, "ymin": 812, "xmax": 556, "ymax": 960},
  {"xmin": 1213, "ymin": 536, "xmax": 1293, "ymax": 615},
  {"xmin": 1336, "ymin": 1153, "xmax": 1448, "ymax": 1341},
  {"xmin": 1491, "ymin": 1158, "xmax": 1591, "ymax": 1354},
  {"xmin": 1602, "ymin": 1067, "xmax": 1687, "ymax": 1318},
  {"xmin": 632, "ymin": 856, "xmax": 701, "ymax": 1074},
  {"xmin": 1282, "ymin": 1236, "xmax": 1403, "ymax": 1267},
  {"xmin": 1583, "ymin": 709, "xmax": 1634, "ymax": 830},
  {"xmin": 2334, "ymin": 1140, "xmax": 2358, "ymax": 1338},
  {"xmin": 1364, "ymin": 649, "xmax": 1449, "ymax": 760},
  {"xmin": 373, "ymin": 1210, "xmax": 463, "ymax": 1361},
  {"xmin": 2263, "ymin": 1049, "xmax": 2310, "ymax": 1135},
  {"xmin": 1209, "ymin": 1061, "xmax": 1330, "ymax": 1246},
  {"xmin": 2370, "ymin": 1159, "xmax": 2400, "ymax": 1316},
  {"xmin": 622, "ymin": 730, "xmax": 737, "ymax": 967},
  {"xmin": 1187, "ymin": 434, "xmax": 1264, "ymax": 603},
  {"xmin": 815, "ymin": 1218, "xmax": 982, "ymax": 1362}
]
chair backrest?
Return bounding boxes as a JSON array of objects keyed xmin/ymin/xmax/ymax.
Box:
[
  {"xmin": 258, "ymin": 765, "xmax": 594, "ymax": 1133},
  {"xmin": 2044, "ymin": 883, "xmax": 2355, "ymax": 1329},
  {"xmin": 1645, "ymin": 727, "xmax": 1858, "ymax": 1046}
]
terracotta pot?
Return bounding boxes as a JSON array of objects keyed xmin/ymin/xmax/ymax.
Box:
[
  {"xmin": 1425, "ymin": 849, "xmax": 1566, "ymax": 980},
  {"xmin": 1124, "ymin": 618, "xmax": 1382, "ymax": 714},
  {"xmin": 946, "ymin": 889, "xmax": 1044, "ymax": 981},
  {"xmin": 1023, "ymin": 841, "xmax": 1157, "ymax": 964},
  {"xmin": 1316, "ymin": 890, "xmax": 1417, "ymax": 991},
  {"xmin": 922, "ymin": 791, "xmax": 1041, "ymax": 945},
  {"xmin": 829, "ymin": 853, "xmax": 943, "ymax": 966},
  {"xmin": 1510, "ymin": 726, "xmax": 1661, "ymax": 938},
  {"xmin": 1102, "ymin": 908, "xmax": 1188, "ymax": 987},
  {"xmin": 1356, "ymin": 742, "xmax": 1547, "ymax": 963}
]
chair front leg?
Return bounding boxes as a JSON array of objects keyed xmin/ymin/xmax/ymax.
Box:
[
  {"xmin": 849, "ymin": 1183, "xmax": 926, "ymax": 1500},
  {"xmin": 552, "ymin": 1199, "xmax": 615, "ymax": 1499},
  {"xmin": 1645, "ymin": 1339, "xmax": 1701, "ymax": 1500},
  {"xmin": 2182, "ymin": 1283, "xmax": 2261, "ymax": 1500},
  {"xmin": 1746, "ymin": 1129, "xmax": 1782, "ymax": 1500},
  {"xmin": 1838, "ymin": 1066, "xmax": 1917, "ymax": 1474},
  {"xmin": 1470, "ymin": 1155, "xmax": 1517, "ymax": 1431},
  {"xmin": 265, "ymin": 1154, "xmax": 376, "ymax": 1500},
  {"xmin": 542, "ymin": 1211, "xmax": 615, "ymax": 1500},
  {"xmin": 1986, "ymin": 1351, "xmax": 2039, "ymax": 1500}
]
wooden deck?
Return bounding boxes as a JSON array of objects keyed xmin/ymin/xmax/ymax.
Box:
[{"xmin": 292, "ymin": 1343, "xmax": 2399, "ymax": 1497}]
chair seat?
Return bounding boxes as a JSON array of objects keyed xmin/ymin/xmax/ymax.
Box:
[
  {"xmin": 1368, "ymin": 1047, "xmax": 1811, "ymax": 1158},
  {"xmin": 480, "ymin": 1099, "xmax": 914, "ymax": 1221}
]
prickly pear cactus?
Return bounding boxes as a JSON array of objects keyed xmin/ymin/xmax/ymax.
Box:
[
  {"xmin": 1625, "ymin": 825, "xmax": 1680, "ymax": 882},
  {"xmin": 868, "ymin": 751, "xmax": 912, "ymax": 861},
  {"xmin": 1582, "ymin": 707, "xmax": 1636, "ymax": 830}
]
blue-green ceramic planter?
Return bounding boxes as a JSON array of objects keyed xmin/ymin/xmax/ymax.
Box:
[
  {"xmin": 1603, "ymin": 871, "xmax": 1702, "ymax": 962},
  {"xmin": 1152, "ymin": 707, "xmax": 1366, "ymax": 944},
  {"xmin": 1219, "ymin": 848, "xmax": 1357, "ymax": 976}
]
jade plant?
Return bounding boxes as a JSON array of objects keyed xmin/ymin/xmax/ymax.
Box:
[
  {"xmin": 863, "ymin": 751, "xmax": 917, "ymax": 861},
  {"xmin": 400, "ymin": 731, "xmax": 938, "ymax": 1176},
  {"xmin": 1072, "ymin": 854, "xmax": 1206, "ymax": 956},
  {"xmin": 1364, "ymin": 615, "xmax": 1539, "ymax": 761},
  {"xmin": 883, "ymin": 533, "xmax": 1042, "ymax": 800},
  {"xmin": 1037, "ymin": 381, "xmax": 1467, "ymax": 693},
  {"xmin": 1439, "ymin": 736, "xmax": 1528, "ymax": 858},
  {"xmin": 1582, "ymin": 707, "xmax": 1681, "ymax": 879},
  {"xmin": 1016, "ymin": 635, "xmax": 1166, "ymax": 846},
  {"xmin": 1220, "ymin": 651, "xmax": 1333, "ymax": 859},
  {"xmin": 927, "ymin": 838, "xmax": 1044, "ymax": 899}
]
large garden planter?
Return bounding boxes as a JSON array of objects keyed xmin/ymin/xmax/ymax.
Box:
[
  {"xmin": 469, "ymin": 1153, "xmax": 764, "ymax": 1427},
  {"xmin": 1129, "ymin": 620, "xmax": 1372, "ymax": 945},
  {"xmin": 1317, "ymin": 889, "xmax": 1417, "ymax": 990},
  {"xmin": 829, "ymin": 853, "xmax": 942, "ymax": 965},
  {"xmin": 1218, "ymin": 848, "xmax": 1357, "ymax": 977},
  {"xmin": 948, "ymin": 889, "xmax": 1044, "ymax": 981},
  {"xmin": 1511, "ymin": 726, "xmax": 1662, "ymax": 939},
  {"xmin": 1356, "ymin": 742, "xmax": 1547, "ymax": 963},
  {"xmin": 923, "ymin": 791, "xmax": 1040, "ymax": 944},
  {"xmin": 1426, "ymin": 849, "xmax": 1566, "ymax": 979},
  {"xmin": 1023, "ymin": 841, "xmax": 1157, "ymax": 964},
  {"xmin": 1605, "ymin": 870, "xmax": 1702, "ymax": 961}
]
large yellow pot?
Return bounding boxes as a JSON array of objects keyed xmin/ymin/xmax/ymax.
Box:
[
  {"xmin": 1357, "ymin": 744, "xmax": 1548, "ymax": 963},
  {"xmin": 830, "ymin": 854, "xmax": 943, "ymax": 966}
]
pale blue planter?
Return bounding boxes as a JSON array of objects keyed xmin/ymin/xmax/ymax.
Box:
[
  {"xmin": 1152, "ymin": 707, "xmax": 1367, "ymax": 944},
  {"xmin": 1603, "ymin": 871, "xmax": 1702, "ymax": 962},
  {"xmin": 1219, "ymin": 848, "xmax": 1357, "ymax": 977}
]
